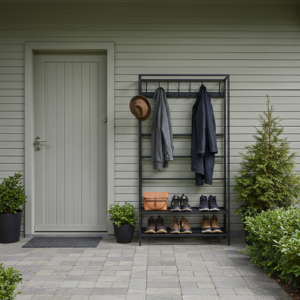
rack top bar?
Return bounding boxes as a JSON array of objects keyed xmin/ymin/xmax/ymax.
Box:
[
  {"xmin": 139, "ymin": 74, "xmax": 229, "ymax": 77},
  {"xmin": 141, "ymin": 79, "xmax": 225, "ymax": 82}
]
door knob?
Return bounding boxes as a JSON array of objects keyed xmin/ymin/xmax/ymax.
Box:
[{"xmin": 35, "ymin": 136, "xmax": 47, "ymax": 145}]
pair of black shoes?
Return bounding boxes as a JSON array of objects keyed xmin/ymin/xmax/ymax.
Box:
[
  {"xmin": 171, "ymin": 194, "xmax": 192, "ymax": 212},
  {"xmin": 199, "ymin": 195, "xmax": 219, "ymax": 212}
]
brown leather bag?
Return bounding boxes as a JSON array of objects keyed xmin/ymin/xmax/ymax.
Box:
[{"xmin": 143, "ymin": 192, "xmax": 169, "ymax": 211}]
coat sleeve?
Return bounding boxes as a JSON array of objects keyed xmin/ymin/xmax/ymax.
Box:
[
  {"xmin": 155, "ymin": 91, "xmax": 164, "ymax": 168},
  {"xmin": 205, "ymin": 96, "xmax": 218, "ymax": 154},
  {"xmin": 161, "ymin": 96, "xmax": 173, "ymax": 161},
  {"xmin": 195, "ymin": 92, "xmax": 206, "ymax": 156}
]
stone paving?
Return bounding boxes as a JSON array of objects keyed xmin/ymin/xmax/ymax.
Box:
[{"xmin": 0, "ymin": 237, "xmax": 291, "ymax": 300}]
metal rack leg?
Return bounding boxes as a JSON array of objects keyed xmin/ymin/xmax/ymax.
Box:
[{"xmin": 138, "ymin": 120, "xmax": 142, "ymax": 246}]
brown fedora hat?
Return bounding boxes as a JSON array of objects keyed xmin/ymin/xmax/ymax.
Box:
[{"xmin": 129, "ymin": 95, "xmax": 151, "ymax": 121}]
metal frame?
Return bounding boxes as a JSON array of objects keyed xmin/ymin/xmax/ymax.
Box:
[{"xmin": 138, "ymin": 74, "xmax": 230, "ymax": 246}]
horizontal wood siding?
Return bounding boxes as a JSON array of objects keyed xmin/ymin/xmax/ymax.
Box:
[{"xmin": 0, "ymin": 0, "xmax": 299, "ymax": 234}]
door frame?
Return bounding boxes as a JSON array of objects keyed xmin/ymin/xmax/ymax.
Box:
[{"xmin": 25, "ymin": 42, "xmax": 115, "ymax": 236}]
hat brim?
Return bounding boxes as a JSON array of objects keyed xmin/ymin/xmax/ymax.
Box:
[{"xmin": 129, "ymin": 95, "xmax": 152, "ymax": 121}]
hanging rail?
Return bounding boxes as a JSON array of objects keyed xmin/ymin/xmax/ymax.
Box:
[{"xmin": 139, "ymin": 74, "xmax": 229, "ymax": 98}]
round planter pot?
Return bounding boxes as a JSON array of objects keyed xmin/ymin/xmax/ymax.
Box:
[
  {"xmin": 113, "ymin": 223, "xmax": 135, "ymax": 244},
  {"xmin": 0, "ymin": 210, "xmax": 23, "ymax": 244}
]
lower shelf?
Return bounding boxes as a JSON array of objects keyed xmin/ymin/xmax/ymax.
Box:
[
  {"xmin": 141, "ymin": 207, "xmax": 228, "ymax": 215},
  {"xmin": 140, "ymin": 227, "xmax": 228, "ymax": 238}
]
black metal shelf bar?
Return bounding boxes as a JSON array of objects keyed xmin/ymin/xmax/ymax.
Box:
[
  {"xmin": 142, "ymin": 178, "xmax": 225, "ymax": 181},
  {"xmin": 141, "ymin": 79, "xmax": 225, "ymax": 82},
  {"xmin": 140, "ymin": 92, "xmax": 223, "ymax": 98},
  {"xmin": 141, "ymin": 207, "xmax": 228, "ymax": 215},
  {"xmin": 223, "ymin": 75, "xmax": 227, "ymax": 232},
  {"xmin": 138, "ymin": 74, "xmax": 230, "ymax": 246},
  {"xmin": 141, "ymin": 155, "xmax": 224, "ymax": 159},
  {"xmin": 141, "ymin": 228, "xmax": 228, "ymax": 238},
  {"xmin": 227, "ymin": 76, "xmax": 231, "ymax": 246},
  {"xmin": 141, "ymin": 133, "xmax": 224, "ymax": 137},
  {"xmin": 139, "ymin": 74, "xmax": 230, "ymax": 77}
]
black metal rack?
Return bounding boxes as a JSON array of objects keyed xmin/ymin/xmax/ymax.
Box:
[{"xmin": 138, "ymin": 74, "xmax": 230, "ymax": 246}]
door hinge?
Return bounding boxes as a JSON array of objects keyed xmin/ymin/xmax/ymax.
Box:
[{"xmin": 103, "ymin": 116, "xmax": 107, "ymax": 122}]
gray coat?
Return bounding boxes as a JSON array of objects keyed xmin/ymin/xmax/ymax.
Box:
[
  {"xmin": 191, "ymin": 85, "xmax": 218, "ymax": 186},
  {"xmin": 151, "ymin": 87, "xmax": 174, "ymax": 170}
]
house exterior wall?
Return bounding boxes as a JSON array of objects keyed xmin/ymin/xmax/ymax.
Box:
[{"xmin": 0, "ymin": 0, "xmax": 299, "ymax": 235}]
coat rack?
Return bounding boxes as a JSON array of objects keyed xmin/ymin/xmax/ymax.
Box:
[{"xmin": 137, "ymin": 74, "xmax": 230, "ymax": 246}]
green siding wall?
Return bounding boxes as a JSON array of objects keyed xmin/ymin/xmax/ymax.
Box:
[{"xmin": 0, "ymin": 0, "xmax": 299, "ymax": 234}]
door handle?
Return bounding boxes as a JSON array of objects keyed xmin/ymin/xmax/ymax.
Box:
[{"xmin": 35, "ymin": 136, "xmax": 47, "ymax": 145}]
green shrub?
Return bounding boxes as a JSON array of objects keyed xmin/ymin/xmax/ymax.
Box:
[
  {"xmin": 244, "ymin": 208, "xmax": 300, "ymax": 286},
  {"xmin": 105, "ymin": 202, "xmax": 138, "ymax": 227},
  {"xmin": 0, "ymin": 172, "xmax": 27, "ymax": 214},
  {"xmin": 0, "ymin": 264, "xmax": 22, "ymax": 299}
]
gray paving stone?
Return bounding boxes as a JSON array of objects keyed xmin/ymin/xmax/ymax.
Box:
[
  {"xmin": 147, "ymin": 282, "xmax": 180, "ymax": 288},
  {"xmin": 64, "ymin": 276, "xmax": 97, "ymax": 282},
  {"xmin": 216, "ymin": 288, "xmax": 235, "ymax": 295},
  {"xmin": 212, "ymin": 277, "xmax": 249, "ymax": 288},
  {"xmin": 219, "ymin": 296, "xmax": 257, "ymax": 300},
  {"xmin": 92, "ymin": 288, "xmax": 128, "ymax": 295},
  {"xmin": 182, "ymin": 288, "xmax": 218, "ymax": 295},
  {"xmin": 15, "ymin": 295, "xmax": 34, "ymax": 300},
  {"xmin": 55, "ymin": 288, "xmax": 93, "ymax": 295},
  {"xmin": 251, "ymin": 288, "xmax": 290, "ymax": 296},
  {"xmin": 146, "ymin": 288, "xmax": 181, "ymax": 295},
  {"xmin": 146, "ymin": 296, "xmax": 182, "ymax": 300},
  {"xmin": 129, "ymin": 279, "xmax": 146, "ymax": 289},
  {"xmin": 147, "ymin": 276, "xmax": 179, "ymax": 282},
  {"xmin": 180, "ymin": 282, "xmax": 198, "ymax": 288},
  {"xmin": 21, "ymin": 288, "xmax": 58, "ymax": 295},
  {"xmin": 30, "ymin": 275, "xmax": 66, "ymax": 282},
  {"xmin": 247, "ymin": 281, "xmax": 282, "ymax": 289},
  {"xmin": 90, "ymin": 296, "xmax": 126, "ymax": 300}
]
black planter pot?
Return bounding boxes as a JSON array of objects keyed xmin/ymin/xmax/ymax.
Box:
[
  {"xmin": 113, "ymin": 223, "xmax": 135, "ymax": 244},
  {"xmin": 0, "ymin": 210, "xmax": 23, "ymax": 244}
]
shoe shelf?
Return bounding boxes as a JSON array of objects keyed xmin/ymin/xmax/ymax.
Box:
[
  {"xmin": 142, "ymin": 178, "xmax": 225, "ymax": 181},
  {"xmin": 141, "ymin": 228, "xmax": 228, "ymax": 238},
  {"xmin": 141, "ymin": 207, "xmax": 228, "ymax": 215},
  {"xmin": 138, "ymin": 74, "xmax": 231, "ymax": 246}
]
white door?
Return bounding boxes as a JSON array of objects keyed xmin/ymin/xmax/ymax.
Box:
[{"xmin": 34, "ymin": 53, "xmax": 107, "ymax": 231}]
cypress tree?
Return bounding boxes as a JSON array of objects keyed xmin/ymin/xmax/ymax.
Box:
[{"xmin": 234, "ymin": 96, "xmax": 300, "ymax": 214}]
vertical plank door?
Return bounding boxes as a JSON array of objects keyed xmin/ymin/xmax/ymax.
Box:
[{"xmin": 34, "ymin": 53, "xmax": 107, "ymax": 231}]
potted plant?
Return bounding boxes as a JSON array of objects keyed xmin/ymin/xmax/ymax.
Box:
[
  {"xmin": 0, "ymin": 172, "xmax": 27, "ymax": 243},
  {"xmin": 105, "ymin": 202, "xmax": 138, "ymax": 244},
  {"xmin": 0, "ymin": 263, "xmax": 23, "ymax": 299},
  {"xmin": 233, "ymin": 97, "xmax": 300, "ymax": 245}
]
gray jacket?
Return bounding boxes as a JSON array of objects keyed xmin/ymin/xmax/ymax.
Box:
[{"xmin": 151, "ymin": 87, "xmax": 174, "ymax": 170}]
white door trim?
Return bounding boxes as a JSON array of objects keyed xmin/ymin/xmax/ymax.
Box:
[{"xmin": 25, "ymin": 42, "xmax": 115, "ymax": 236}]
